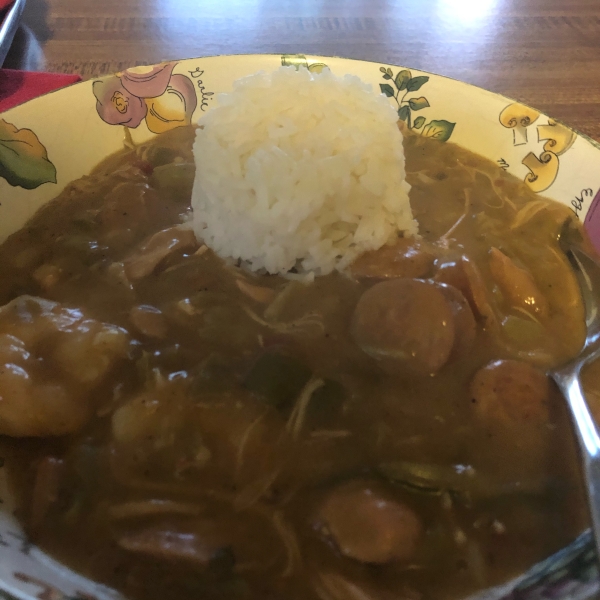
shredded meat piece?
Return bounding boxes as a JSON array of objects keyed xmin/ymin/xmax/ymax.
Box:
[
  {"xmin": 124, "ymin": 226, "xmax": 198, "ymax": 280},
  {"xmin": 236, "ymin": 279, "xmax": 276, "ymax": 303},
  {"xmin": 129, "ymin": 305, "xmax": 168, "ymax": 338}
]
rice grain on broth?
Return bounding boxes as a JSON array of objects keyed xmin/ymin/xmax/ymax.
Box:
[{"xmin": 191, "ymin": 66, "xmax": 415, "ymax": 277}]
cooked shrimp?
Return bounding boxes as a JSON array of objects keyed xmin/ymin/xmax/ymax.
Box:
[
  {"xmin": 434, "ymin": 256, "xmax": 498, "ymax": 329},
  {"xmin": 0, "ymin": 296, "xmax": 130, "ymax": 437},
  {"xmin": 489, "ymin": 248, "xmax": 549, "ymax": 319}
]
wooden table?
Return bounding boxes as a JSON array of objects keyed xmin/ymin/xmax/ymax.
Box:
[{"xmin": 5, "ymin": 0, "xmax": 600, "ymax": 142}]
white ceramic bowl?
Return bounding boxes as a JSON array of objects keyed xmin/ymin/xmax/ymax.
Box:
[{"xmin": 1, "ymin": 54, "xmax": 600, "ymax": 600}]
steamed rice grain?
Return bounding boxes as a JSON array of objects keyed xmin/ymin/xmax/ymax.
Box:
[{"xmin": 191, "ymin": 66, "xmax": 415, "ymax": 277}]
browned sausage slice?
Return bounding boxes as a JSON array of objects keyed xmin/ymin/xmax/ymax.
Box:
[
  {"xmin": 469, "ymin": 360, "xmax": 552, "ymax": 480},
  {"xmin": 470, "ymin": 359, "xmax": 550, "ymax": 425},
  {"xmin": 350, "ymin": 237, "xmax": 436, "ymax": 281},
  {"xmin": 351, "ymin": 279, "xmax": 455, "ymax": 375},
  {"xmin": 316, "ymin": 480, "xmax": 422, "ymax": 564},
  {"xmin": 437, "ymin": 283, "xmax": 477, "ymax": 360},
  {"xmin": 118, "ymin": 526, "xmax": 224, "ymax": 567}
]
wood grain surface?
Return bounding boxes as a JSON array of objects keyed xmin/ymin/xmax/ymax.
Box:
[{"xmin": 5, "ymin": 0, "xmax": 600, "ymax": 141}]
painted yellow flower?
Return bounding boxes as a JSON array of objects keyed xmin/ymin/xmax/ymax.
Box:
[
  {"xmin": 145, "ymin": 75, "xmax": 198, "ymax": 134},
  {"xmin": 93, "ymin": 62, "xmax": 197, "ymax": 133}
]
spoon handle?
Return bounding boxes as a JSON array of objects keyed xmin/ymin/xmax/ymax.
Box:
[{"xmin": 552, "ymin": 367, "xmax": 600, "ymax": 559}]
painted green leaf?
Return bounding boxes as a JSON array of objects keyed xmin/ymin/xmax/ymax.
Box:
[
  {"xmin": 395, "ymin": 70, "xmax": 412, "ymax": 91},
  {"xmin": 379, "ymin": 66, "xmax": 387, "ymax": 73},
  {"xmin": 0, "ymin": 119, "xmax": 57, "ymax": 189},
  {"xmin": 379, "ymin": 83, "xmax": 395, "ymax": 98},
  {"xmin": 407, "ymin": 76, "xmax": 430, "ymax": 92},
  {"xmin": 408, "ymin": 97, "xmax": 430, "ymax": 111},
  {"xmin": 398, "ymin": 105, "xmax": 411, "ymax": 122},
  {"xmin": 382, "ymin": 73, "xmax": 392, "ymax": 80},
  {"xmin": 386, "ymin": 68, "xmax": 393, "ymax": 77},
  {"xmin": 413, "ymin": 116, "xmax": 426, "ymax": 129},
  {"xmin": 421, "ymin": 119, "xmax": 456, "ymax": 142}
]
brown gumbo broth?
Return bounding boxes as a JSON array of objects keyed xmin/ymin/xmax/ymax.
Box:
[{"xmin": 0, "ymin": 125, "xmax": 595, "ymax": 600}]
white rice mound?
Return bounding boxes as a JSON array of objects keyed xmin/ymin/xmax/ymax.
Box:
[{"xmin": 191, "ymin": 66, "xmax": 415, "ymax": 278}]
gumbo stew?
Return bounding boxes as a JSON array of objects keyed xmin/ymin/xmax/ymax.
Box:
[{"xmin": 0, "ymin": 125, "xmax": 595, "ymax": 600}]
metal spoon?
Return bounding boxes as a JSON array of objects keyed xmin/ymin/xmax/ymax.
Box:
[{"xmin": 551, "ymin": 223, "xmax": 600, "ymax": 558}]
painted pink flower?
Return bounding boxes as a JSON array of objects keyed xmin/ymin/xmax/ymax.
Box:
[
  {"xmin": 93, "ymin": 77, "xmax": 147, "ymax": 127},
  {"xmin": 119, "ymin": 62, "xmax": 177, "ymax": 98},
  {"xmin": 93, "ymin": 62, "xmax": 198, "ymax": 132}
]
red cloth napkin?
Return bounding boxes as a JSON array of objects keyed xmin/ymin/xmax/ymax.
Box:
[
  {"xmin": 0, "ymin": 69, "xmax": 82, "ymax": 112},
  {"xmin": 0, "ymin": 0, "xmax": 14, "ymax": 11}
]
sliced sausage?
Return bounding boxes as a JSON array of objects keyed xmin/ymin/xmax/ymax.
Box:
[
  {"xmin": 469, "ymin": 359, "xmax": 552, "ymax": 481},
  {"xmin": 118, "ymin": 522, "xmax": 233, "ymax": 569},
  {"xmin": 437, "ymin": 283, "xmax": 477, "ymax": 360},
  {"xmin": 350, "ymin": 237, "xmax": 436, "ymax": 281},
  {"xmin": 316, "ymin": 480, "xmax": 422, "ymax": 564},
  {"xmin": 117, "ymin": 511, "xmax": 279, "ymax": 574},
  {"xmin": 351, "ymin": 278, "xmax": 455, "ymax": 375},
  {"xmin": 470, "ymin": 359, "xmax": 550, "ymax": 425}
]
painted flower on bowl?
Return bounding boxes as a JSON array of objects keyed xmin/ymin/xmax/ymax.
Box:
[
  {"xmin": 146, "ymin": 74, "xmax": 198, "ymax": 134},
  {"xmin": 93, "ymin": 62, "xmax": 198, "ymax": 133},
  {"xmin": 93, "ymin": 77, "xmax": 148, "ymax": 127},
  {"xmin": 120, "ymin": 63, "xmax": 176, "ymax": 98}
]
